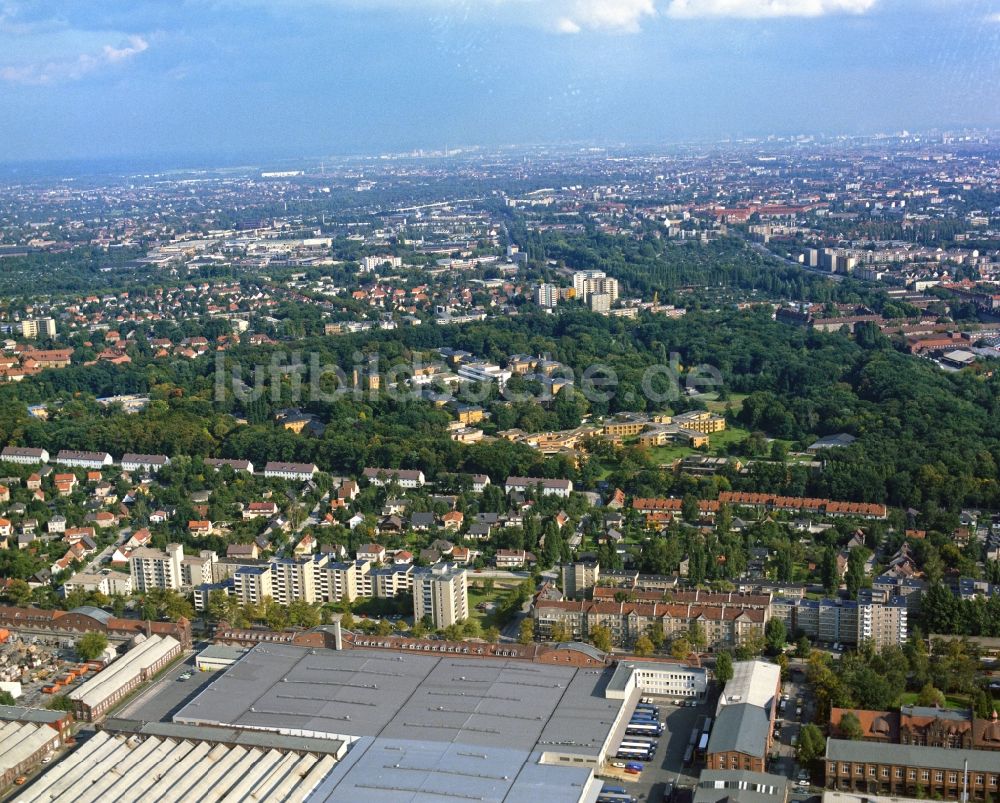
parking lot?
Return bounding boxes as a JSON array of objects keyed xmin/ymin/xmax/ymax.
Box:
[{"xmin": 597, "ymin": 697, "xmax": 712, "ymax": 803}]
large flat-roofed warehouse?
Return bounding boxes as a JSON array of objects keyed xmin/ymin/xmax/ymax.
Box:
[
  {"xmin": 11, "ymin": 726, "xmax": 342, "ymax": 803},
  {"xmin": 174, "ymin": 643, "xmax": 630, "ymax": 802}
]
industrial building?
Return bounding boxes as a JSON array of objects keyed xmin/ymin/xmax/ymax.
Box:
[
  {"xmin": 707, "ymin": 660, "xmax": 782, "ymax": 774},
  {"xmin": 174, "ymin": 642, "xmax": 647, "ymax": 801},
  {"xmin": 11, "ymin": 726, "xmax": 343, "ymax": 803},
  {"xmin": 0, "ymin": 720, "xmax": 61, "ymax": 790},
  {"xmin": 824, "ymin": 738, "xmax": 1000, "ymax": 801},
  {"xmin": 68, "ymin": 634, "xmax": 181, "ymax": 721}
]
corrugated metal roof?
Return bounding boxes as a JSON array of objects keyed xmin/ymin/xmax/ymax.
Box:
[
  {"xmin": 0, "ymin": 721, "xmax": 58, "ymax": 774},
  {"xmin": 13, "ymin": 732, "xmax": 336, "ymax": 803}
]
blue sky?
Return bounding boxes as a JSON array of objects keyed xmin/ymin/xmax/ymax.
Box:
[{"xmin": 1, "ymin": 0, "xmax": 999, "ymax": 162}]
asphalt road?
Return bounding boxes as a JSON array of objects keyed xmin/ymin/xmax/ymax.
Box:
[{"xmin": 112, "ymin": 651, "xmax": 217, "ymax": 723}]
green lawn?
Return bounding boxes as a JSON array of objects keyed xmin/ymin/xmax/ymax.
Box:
[
  {"xmin": 467, "ymin": 586, "xmax": 501, "ymax": 630},
  {"xmin": 896, "ymin": 692, "xmax": 983, "ymax": 710}
]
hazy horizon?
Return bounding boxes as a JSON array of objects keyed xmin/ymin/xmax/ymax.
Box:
[{"xmin": 2, "ymin": 0, "xmax": 999, "ymax": 162}]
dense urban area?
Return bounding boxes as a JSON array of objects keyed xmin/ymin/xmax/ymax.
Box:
[{"xmin": 0, "ymin": 136, "xmax": 999, "ymax": 803}]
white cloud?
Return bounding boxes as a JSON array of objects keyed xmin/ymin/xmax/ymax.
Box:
[
  {"xmin": 666, "ymin": 0, "xmax": 879, "ymax": 18},
  {"xmin": 103, "ymin": 35, "xmax": 149, "ymax": 63},
  {"xmin": 0, "ymin": 34, "xmax": 149, "ymax": 85},
  {"xmin": 987, "ymin": 11, "xmax": 1000, "ymax": 22},
  {"xmin": 558, "ymin": 0, "xmax": 658, "ymax": 32}
]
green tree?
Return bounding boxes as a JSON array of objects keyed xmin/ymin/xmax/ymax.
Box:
[
  {"xmin": 765, "ymin": 618, "xmax": 787, "ymax": 653},
  {"xmin": 75, "ymin": 632, "xmax": 108, "ymax": 661},
  {"xmin": 484, "ymin": 626, "xmax": 501, "ymax": 643},
  {"xmin": 0, "ymin": 690, "xmax": 16, "ymax": 706},
  {"xmin": 797, "ymin": 723, "xmax": 826, "ymax": 765},
  {"xmin": 46, "ymin": 694, "xmax": 74, "ymax": 712},
  {"xmin": 518, "ymin": 618, "xmax": 534, "ymax": 645},
  {"xmin": 591, "ymin": 625, "xmax": 613, "ymax": 653},
  {"xmin": 671, "ymin": 637, "xmax": 692, "ymax": 660},
  {"xmin": 715, "ymin": 651, "xmax": 734, "ymax": 684},
  {"xmin": 795, "ymin": 636, "xmax": 812, "ymax": 659},
  {"xmin": 916, "ymin": 682, "xmax": 945, "ymax": 708},
  {"xmin": 688, "ymin": 621, "xmax": 707, "ymax": 652},
  {"xmin": 839, "ymin": 711, "xmax": 864, "ymax": 740},
  {"xmin": 682, "ymin": 493, "xmax": 701, "ymax": 523},
  {"xmin": 634, "ymin": 634, "xmax": 654, "ymax": 657},
  {"xmin": 3, "ymin": 578, "xmax": 32, "ymax": 606}
]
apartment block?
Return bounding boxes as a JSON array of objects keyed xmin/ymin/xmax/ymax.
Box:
[
  {"xmin": 315, "ymin": 560, "xmax": 358, "ymax": 604},
  {"xmin": 413, "ymin": 563, "xmax": 469, "ymax": 629},
  {"xmin": 561, "ymin": 562, "xmax": 600, "ymax": 600},
  {"xmin": 268, "ymin": 557, "xmax": 317, "ymax": 605},
  {"xmin": 129, "ymin": 544, "xmax": 216, "ymax": 592},
  {"xmin": 233, "ymin": 566, "xmax": 273, "ymax": 606},
  {"xmin": 533, "ymin": 598, "xmax": 767, "ymax": 651}
]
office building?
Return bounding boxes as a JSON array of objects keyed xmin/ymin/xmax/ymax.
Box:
[
  {"xmin": 605, "ymin": 660, "xmax": 708, "ymax": 700},
  {"xmin": 413, "ymin": 563, "xmax": 468, "ymax": 629}
]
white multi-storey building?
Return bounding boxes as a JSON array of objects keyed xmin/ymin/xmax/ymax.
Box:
[
  {"xmin": 413, "ymin": 563, "xmax": 468, "ymax": 629},
  {"xmin": 55, "ymin": 450, "xmax": 113, "ymax": 469},
  {"xmin": 268, "ymin": 557, "xmax": 317, "ymax": 605},
  {"xmin": 129, "ymin": 544, "xmax": 216, "ymax": 592},
  {"xmin": 263, "ymin": 462, "xmax": 318, "ymax": 482},
  {"xmin": 20, "ymin": 318, "xmax": 57, "ymax": 339},
  {"xmin": 120, "ymin": 454, "xmax": 170, "ymax": 474},
  {"xmin": 572, "ymin": 270, "xmax": 619, "ymax": 303},
  {"xmin": 535, "ymin": 283, "xmax": 560, "ymax": 308},
  {"xmin": 233, "ymin": 566, "xmax": 273, "ymax": 606},
  {"xmin": 0, "ymin": 446, "xmax": 49, "ymax": 465}
]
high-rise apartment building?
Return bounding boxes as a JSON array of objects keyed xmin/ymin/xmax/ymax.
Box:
[
  {"xmin": 572, "ymin": 270, "xmax": 619, "ymax": 304},
  {"xmin": 413, "ymin": 563, "xmax": 468, "ymax": 629},
  {"xmin": 129, "ymin": 544, "xmax": 216, "ymax": 592},
  {"xmin": 20, "ymin": 318, "xmax": 57, "ymax": 339}
]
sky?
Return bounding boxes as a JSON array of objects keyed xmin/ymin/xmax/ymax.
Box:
[{"xmin": 1, "ymin": 0, "xmax": 1000, "ymax": 163}]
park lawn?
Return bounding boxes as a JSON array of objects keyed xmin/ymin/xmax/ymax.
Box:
[
  {"xmin": 708, "ymin": 425, "xmax": 751, "ymax": 453},
  {"xmin": 467, "ymin": 586, "xmax": 501, "ymax": 630},
  {"xmin": 897, "ymin": 692, "xmax": 973, "ymax": 710}
]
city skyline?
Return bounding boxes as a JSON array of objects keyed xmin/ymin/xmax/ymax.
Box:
[{"xmin": 1, "ymin": 0, "xmax": 999, "ymax": 162}]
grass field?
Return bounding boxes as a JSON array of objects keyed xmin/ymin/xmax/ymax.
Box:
[
  {"xmin": 705, "ymin": 393, "xmax": 748, "ymax": 415},
  {"xmin": 467, "ymin": 586, "xmax": 501, "ymax": 630},
  {"xmin": 896, "ymin": 691, "xmax": 1000, "ymax": 710}
]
